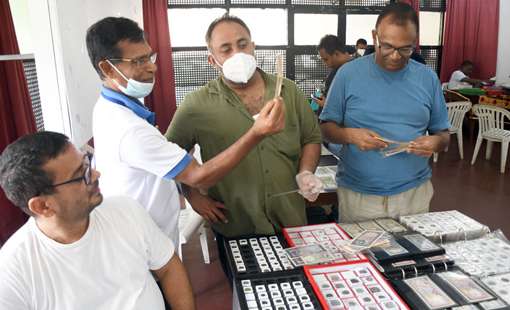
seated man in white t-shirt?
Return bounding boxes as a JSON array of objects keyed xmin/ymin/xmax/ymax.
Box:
[
  {"xmin": 0, "ymin": 132, "xmax": 194, "ymax": 310},
  {"xmin": 86, "ymin": 17, "xmax": 285, "ymax": 247},
  {"xmin": 448, "ymin": 60, "xmax": 483, "ymax": 89}
]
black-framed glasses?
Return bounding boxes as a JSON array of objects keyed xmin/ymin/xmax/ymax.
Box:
[
  {"xmin": 51, "ymin": 153, "xmax": 94, "ymax": 188},
  {"xmin": 108, "ymin": 52, "xmax": 157, "ymax": 67},
  {"xmin": 375, "ymin": 35, "xmax": 414, "ymax": 57}
]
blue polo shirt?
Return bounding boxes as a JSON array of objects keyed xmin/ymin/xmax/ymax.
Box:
[{"xmin": 319, "ymin": 55, "xmax": 449, "ymax": 195}]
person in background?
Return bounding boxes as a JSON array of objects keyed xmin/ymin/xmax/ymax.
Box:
[
  {"xmin": 320, "ymin": 3, "xmax": 449, "ymax": 223},
  {"xmin": 316, "ymin": 35, "xmax": 346, "ymax": 158},
  {"xmin": 0, "ymin": 132, "xmax": 195, "ymax": 310},
  {"xmin": 86, "ymin": 17, "xmax": 285, "ymax": 250},
  {"xmin": 448, "ymin": 60, "xmax": 483, "ymax": 89},
  {"xmin": 353, "ymin": 38, "xmax": 368, "ymax": 58},
  {"xmin": 316, "ymin": 34, "xmax": 353, "ymax": 108}
]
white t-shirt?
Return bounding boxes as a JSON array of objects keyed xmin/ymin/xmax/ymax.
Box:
[
  {"xmin": 0, "ymin": 196, "xmax": 174, "ymax": 310},
  {"xmin": 448, "ymin": 70, "xmax": 472, "ymax": 89},
  {"xmin": 93, "ymin": 92, "xmax": 191, "ymax": 247}
]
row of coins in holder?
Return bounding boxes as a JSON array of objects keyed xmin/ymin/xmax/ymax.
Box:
[
  {"xmin": 229, "ymin": 236, "xmax": 293, "ymax": 273},
  {"xmin": 240, "ymin": 279, "xmax": 315, "ymax": 310},
  {"xmin": 312, "ymin": 269, "xmax": 402, "ymax": 309},
  {"xmin": 443, "ymin": 231, "xmax": 510, "ymax": 277},
  {"xmin": 399, "ymin": 210, "xmax": 489, "ymax": 242}
]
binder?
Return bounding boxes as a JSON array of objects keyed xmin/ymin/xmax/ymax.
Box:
[
  {"xmin": 399, "ymin": 210, "xmax": 490, "ymax": 243},
  {"xmin": 443, "ymin": 230, "xmax": 510, "ymax": 278},
  {"xmin": 390, "ymin": 265, "xmax": 502, "ymax": 310},
  {"xmin": 368, "ymin": 233, "xmax": 446, "ymax": 265}
]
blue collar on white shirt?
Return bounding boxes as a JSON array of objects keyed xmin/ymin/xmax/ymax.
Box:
[{"xmin": 100, "ymin": 86, "xmax": 156, "ymax": 125}]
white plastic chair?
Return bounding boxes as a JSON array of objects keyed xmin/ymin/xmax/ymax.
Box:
[
  {"xmin": 178, "ymin": 200, "xmax": 210, "ymax": 264},
  {"xmin": 433, "ymin": 101, "xmax": 472, "ymax": 162},
  {"xmin": 470, "ymin": 104, "xmax": 510, "ymax": 173},
  {"xmin": 177, "ymin": 144, "xmax": 210, "ymax": 264}
]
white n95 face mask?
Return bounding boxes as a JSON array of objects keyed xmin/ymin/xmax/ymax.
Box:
[
  {"xmin": 215, "ymin": 53, "xmax": 257, "ymax": 84},
  {"xmin": 357, "ymin": 48, "xmax": 366, "ymax": 56},
  {"xmin": 107, "ymin": 60, "xmax": 154, "ymax": 98}
]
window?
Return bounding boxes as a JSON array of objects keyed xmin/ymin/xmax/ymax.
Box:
[
  {"xmin": 168, "ymin": 1, "xmax": 446, "ymax": 104},
  {"xmin": 345, "ymin": 14, "xmax": 378, "ymax": 45},
  {"xmin": 168, "ymin": 8, "xmax": 226, "ymax": 47},
  {"xmin": 294, "ymin": 14, "xmax": 338, "ymax": 46},
  {"xmin": 229, "ymin": 9, "xmax": 287, "ymax": 46},
  {"xmin": 419, "ymin": 11, "xmax": 442, "ymax": 46}
]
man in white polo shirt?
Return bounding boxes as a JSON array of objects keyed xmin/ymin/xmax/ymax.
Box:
[
  {"xmin": 86, "ymin": 17, "xmax": 285, "ymax": 247},
  {"xmin": 448, "ymin": 60, "xmax": 483, "ymax": 89},
  {"xmin": 0, "ymin": 132, "xmax": 194, "ymax": 309}
]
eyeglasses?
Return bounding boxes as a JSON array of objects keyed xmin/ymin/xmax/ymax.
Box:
[
  {"xmin": 51, "ymin": 153, "xmax": 94, "ymax": 188},
  {"xmin": 108, "ymin": 52, "xmax": 157, "ymax": 67},
  {"xmin": 375, "ymin": 35, "xmax": 414, "ymax": 57}
]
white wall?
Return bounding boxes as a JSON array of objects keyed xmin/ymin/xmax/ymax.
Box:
[
  {"xmin": 496, "ymin": 0, "xmax": 510, "ymax": 84},
  {"xmin": 26, "ymin": 0, "xmax": 142, "ymax": 146},
  {"xmin": 9, "ymin": 0, "xmax": 33, "ymax": 54}
]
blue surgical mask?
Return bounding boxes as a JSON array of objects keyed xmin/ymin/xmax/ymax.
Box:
[{"xmin": 107, "ymin": 60, "xmax": 154, "ymax": 98}]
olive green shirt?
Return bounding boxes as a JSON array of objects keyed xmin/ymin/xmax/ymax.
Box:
[{"xmin": 165, "ymin": 70, "xmax": 322, "ymax": 237}]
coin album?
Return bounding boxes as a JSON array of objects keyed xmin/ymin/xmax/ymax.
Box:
[
  {"xmin": 443, "ymin": 230, "xmax": 510, "ymax": 277},
  {"xmin": 481, "ymin": 273, "xmax": 510, "ymax": 307},
  {"xmin": 391, "ymin": 269, "xmax": 497, "ymax": 310},
  {"xmin": 368, "ymin": 233, "xmax": 446, "ymax": 265},
  {"xmin": 399, "ymin": 211, "xmax": 489, "ymax": 243}
]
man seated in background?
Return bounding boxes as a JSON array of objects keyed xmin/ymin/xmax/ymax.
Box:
[
  {"xmin": 448, "ymin": 60, "xmax": 483, "ymax": 89},
  {"xmin": 165, "ymin": 14, "xmax": 323, "ymax": 278},
  {"xmin": 0, "ymin": 132, "xmax": 195, "ymax": 310}
]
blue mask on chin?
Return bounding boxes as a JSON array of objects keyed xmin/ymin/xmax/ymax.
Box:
[{"xmin": 107, "ymin": 60, "xmax": 154, "ymax": 98}]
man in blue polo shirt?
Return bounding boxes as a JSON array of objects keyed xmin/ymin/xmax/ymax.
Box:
[
  {"xmin": 320, "ymin": 3, "xmax": 449, "ymax": 222},
  {"xmin": 86, "ymin": 17, "xmax": 285, "ymax": 248}
]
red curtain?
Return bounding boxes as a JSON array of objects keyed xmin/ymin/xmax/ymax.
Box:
[
  {"xmin": 440, "ymin": 0, "xmax": 499, "ymax": 82},
  {"xmin": 142, "ymin": 0, "xmax": 177, "ymax": 132},
  {"xmin": 0, "ymin": 1, "xmax": 34, "ymax": 244}
]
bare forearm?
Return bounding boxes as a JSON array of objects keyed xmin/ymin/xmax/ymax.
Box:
[
  {"xmin": 175, "ymin": 129, "xmax": 262, "ymax": 189},
  {"xmin": 159, "ymin": 255, "xmax": 195, "ymax": 310},
  {"xmin": 320, "ymin": 122, "xmax": 352, "ymax": 144},
  {"xmin": 432, "ymin": 130, "xmax": 450, "ymax": 152},
  {"xmin": 461, "ymin": 78, "xmax": 482, "ymax": 86},
  {"xmin": 299, "ymin": 143, "xmax": 321, "ymax": 172}
]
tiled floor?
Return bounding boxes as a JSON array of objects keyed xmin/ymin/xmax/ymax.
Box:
[{"xmin": 181, "ymin": 134, "xmax": 510, "ymax": 310}]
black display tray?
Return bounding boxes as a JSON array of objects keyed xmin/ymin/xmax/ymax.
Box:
[
  {"xmin": 235, "ymin": 272, "xmax": 323, "ymax": 310},
  {"xmin": 224, "ymin": 234, "xmax": 297, "ymax": 280}
]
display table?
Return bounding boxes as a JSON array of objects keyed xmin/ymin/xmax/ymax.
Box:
[{"xmin": 229, "ymin": 211, "xmax": 510, "ymax": 310}]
